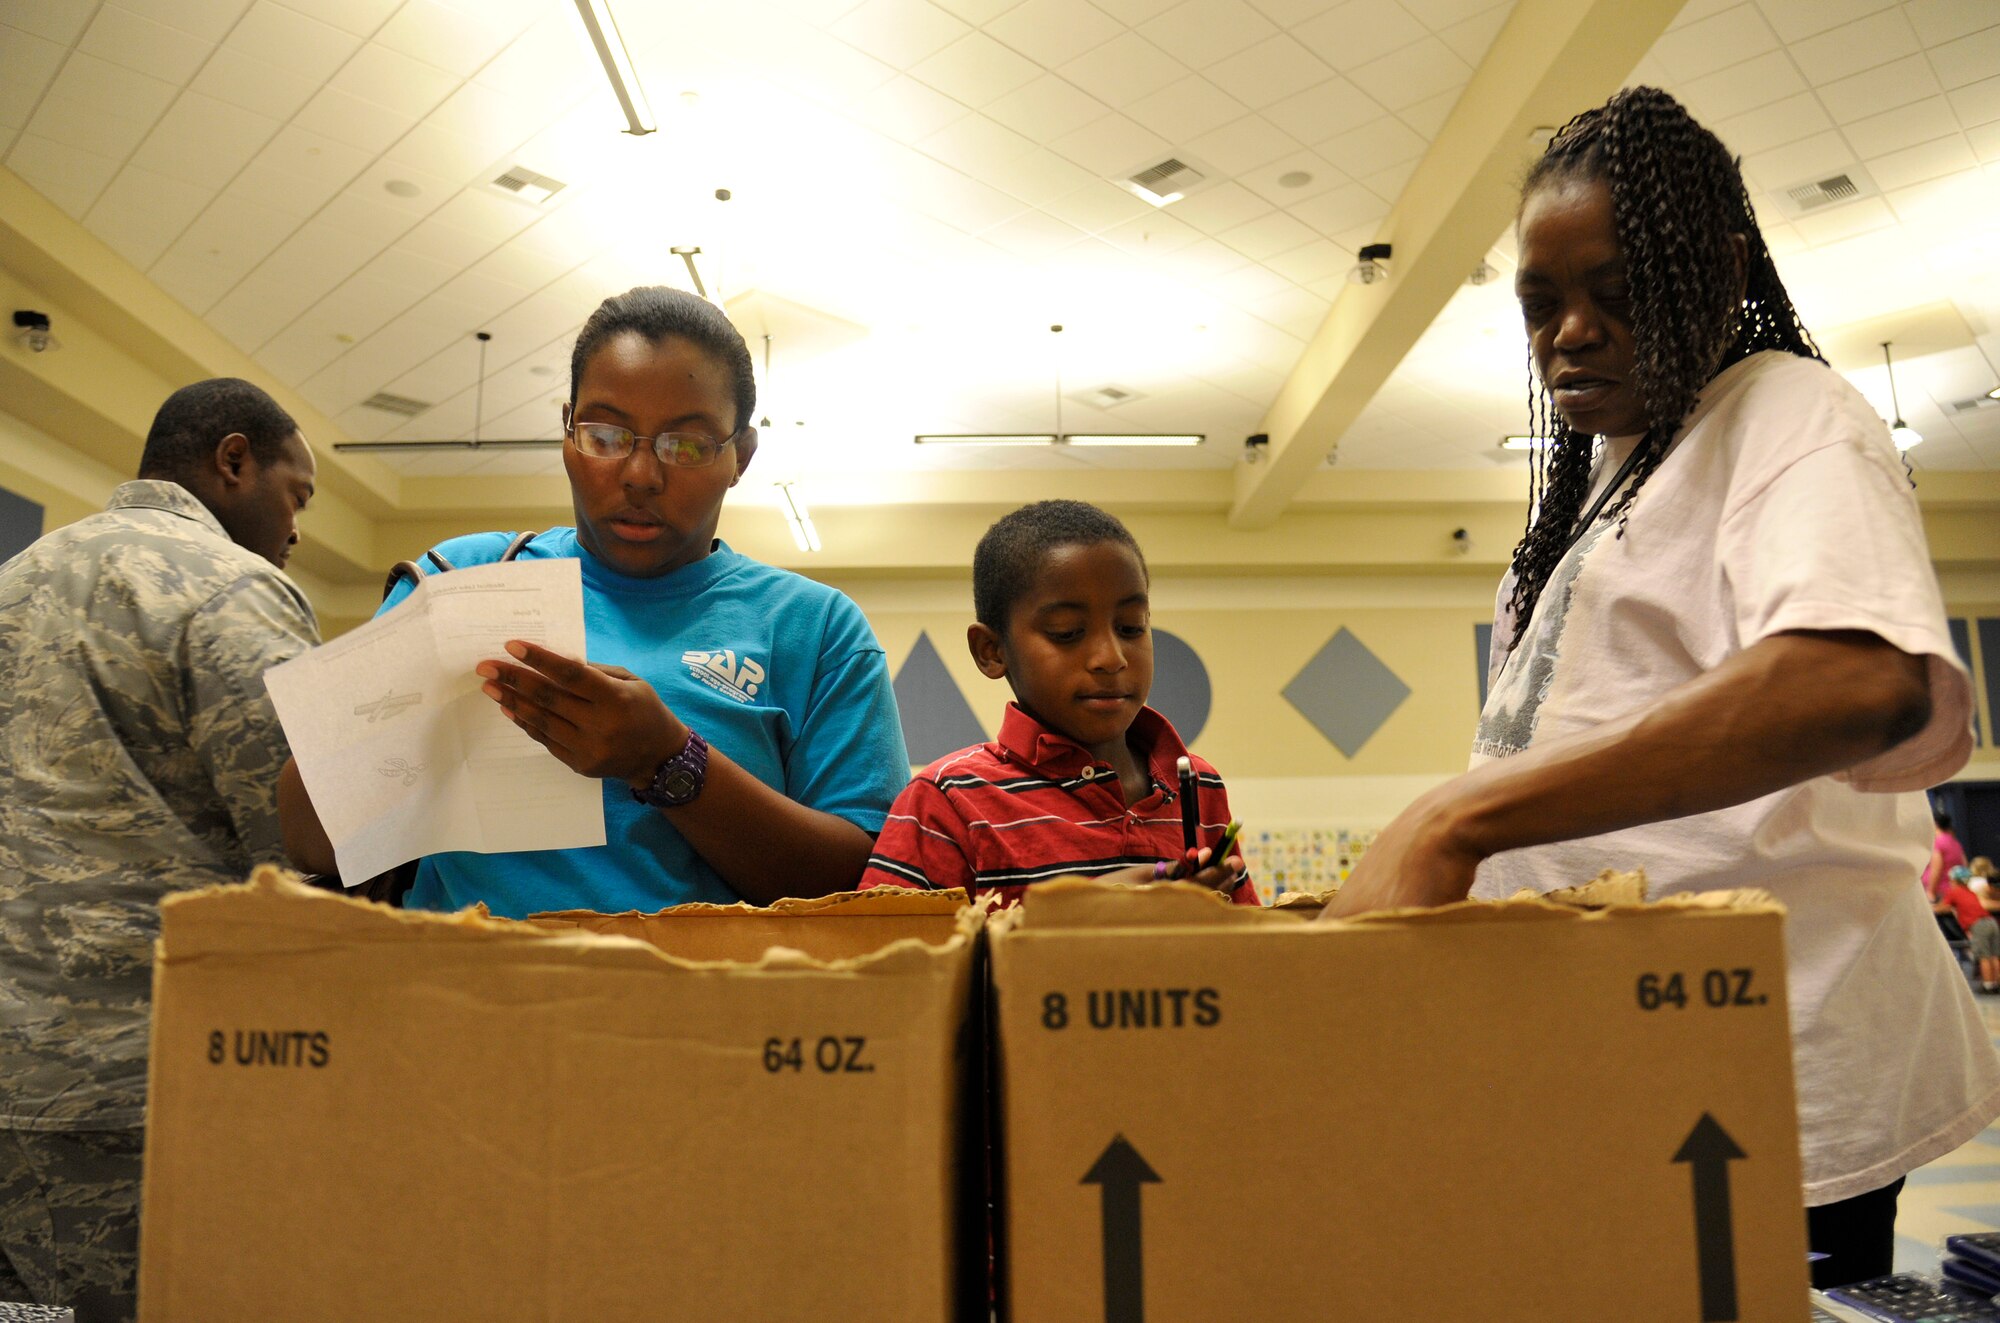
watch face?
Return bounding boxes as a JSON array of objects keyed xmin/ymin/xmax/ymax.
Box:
[{"xmin": 662, "ymin": 769, "xmax": 699, "ymax": 801}]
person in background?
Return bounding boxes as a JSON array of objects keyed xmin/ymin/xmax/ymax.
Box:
[
  {"xmin": 280, "ymin": 286, "xmax": 907, "ymax": 918},
  {"xmin": 1322, "ymin": 87, "xmax": 2000, "ymax": 1288},
  {"xmin": 860, "ymin": 500, "xmax": 1250, "ymax": 905},
  {"xmin": 0, "ymin": 379, "xmax": 319, "ymax": 1322},
  {"xmin": 1924, "ymin": 808, "xmax": 1967, "ymax": 902},
  {"xmin": 1936, "ymin": 866, "xmax": 2000, "ymax": 991}
]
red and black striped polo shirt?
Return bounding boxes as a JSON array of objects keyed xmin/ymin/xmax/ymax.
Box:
[{"xmin": 860, "ymin": 702, "xmax": 1254, "ymax": 907}]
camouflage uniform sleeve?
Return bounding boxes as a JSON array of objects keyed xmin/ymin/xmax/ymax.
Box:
[{"xmin": 183, "ymin": 574, "xmax": 320, "ymax": 866}]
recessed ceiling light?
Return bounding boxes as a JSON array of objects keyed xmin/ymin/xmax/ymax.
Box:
[
  {"xmin": 384, "ymin": 179, "xmax": 421, "ymax": 198},
  {"xmin": 1989, "ymin": 386, "xmax": 2000, "ymax": 401},
  {"xmin": 528, "ymin": 365, "xmax": 555, "ymax": 377},
  {"xmin": 333, "ymin": 333, "xmax": 355, "ymax": 344},
  {"xmin": 1499, "ymin": 435, "xmax": 1557, "ymax": 451},
  {"xmin": 1277, "ymin": 170, "xmax": 1313, "ymax": 188}
]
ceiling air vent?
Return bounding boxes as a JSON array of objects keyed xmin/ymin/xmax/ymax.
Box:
[
  {"xmin": 361, "ymin": 392, "xmax": 431, "ymax": 418},
  {"xmin": 490, "ymin": 165, "xmax": 566, "ymax": 205},
  {"xmin": 1072, "ymin": 384, "xmax": 1145, "ymax": 410},
  {"xmin": 1123, "ymin": 157, "xmax": 1204, "ymax": 206},
  {"xmin": 1787, "ymin": 174, "xmax": 1859, "ymax": 210}
]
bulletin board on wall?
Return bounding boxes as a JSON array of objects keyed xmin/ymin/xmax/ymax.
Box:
[{"xmin": 1238, "ymin": 826, "xmax": 1375, "ymax": 906}]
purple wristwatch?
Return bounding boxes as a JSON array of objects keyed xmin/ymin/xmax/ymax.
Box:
[{"xmin": 631, "ymin": 730, "xmax": 709, "ymax": 808}]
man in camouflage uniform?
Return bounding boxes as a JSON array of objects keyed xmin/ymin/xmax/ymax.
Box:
[{"xmin": 0, "ymin": 378, "xmax": 319, "ymax": 1321}]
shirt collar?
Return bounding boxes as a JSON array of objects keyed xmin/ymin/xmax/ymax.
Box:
[
  {"xmin": 994, "ymin": 702, "xmax": 1188, "ymax": 784},
  {"xmin": 106, "ymin": 480, "xmax": 230, "ymax": 542}
]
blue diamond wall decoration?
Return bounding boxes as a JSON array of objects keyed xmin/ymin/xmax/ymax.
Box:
[
  {"xmin": 893, "ymin": 631, "xmax": 987, "ymax": 765},
  {"xmin": 1282, "ymin": 627, "xmax": 1411, "ymax": 758}
]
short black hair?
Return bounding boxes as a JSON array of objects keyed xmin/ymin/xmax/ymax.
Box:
[
  {"xmin": 138, "ymin": 378, "xmax": 298, "ymax": 478},
  {"xmin": 570, "ymin": 285, "xmax": 756, "ymax": 436},
  {"xmin": 973, "ymin": 500, "xmax": 1146, "ymax": 632},
  {"xmin": 1936, "ymin": 809, "xmax": 1954, "ymax": 831}
]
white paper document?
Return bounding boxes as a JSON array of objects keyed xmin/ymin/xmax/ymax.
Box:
[{"xmin": 265, "ymin": 559, "xmax": 605, "ymax": 883}]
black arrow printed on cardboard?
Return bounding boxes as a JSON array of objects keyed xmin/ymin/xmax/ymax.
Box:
[
  {"xmin": 1674, "ymin": 1113, "xmax": 1747, "ymax": 1323},
  {"xmin": 1084, "ymin": 1135, "xmax": 1160, "ymax": 1323}
]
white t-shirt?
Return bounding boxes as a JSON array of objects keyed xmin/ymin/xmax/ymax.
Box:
[{"xmin": 1472, "ymin": 349, "xmax": 2000, "ymax": 1205}]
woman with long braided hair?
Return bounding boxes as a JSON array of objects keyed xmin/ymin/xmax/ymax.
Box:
[{"xmin": 1328, "ymin": 87, "xmax": 1998, "ymax": 1285}]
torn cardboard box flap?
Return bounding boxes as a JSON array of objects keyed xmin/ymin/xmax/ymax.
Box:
[
  {"xmin": 991, "ymin": 876, "xmax": 1807, "ymax": 1322},
  {"xmin": 140, "ymin": 871, "xmax": 982, "ymax": 1322}
]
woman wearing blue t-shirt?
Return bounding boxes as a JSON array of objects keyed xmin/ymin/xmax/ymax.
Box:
[{"xmin": 280, "ymin": 287, "xmax": 909, "ymax": 917}]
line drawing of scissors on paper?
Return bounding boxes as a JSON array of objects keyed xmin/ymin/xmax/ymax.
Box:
[{"xmin": 378, "ymin": 758, "xmax": 425, "ymax": 787}]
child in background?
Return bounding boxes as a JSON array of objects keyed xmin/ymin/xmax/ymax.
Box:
[
  {"xmin": 862, "ymin": 500, "xmax": 1252, "ymax": 906},
  {"xmin": 1938, "ymin": 865, "xmax": 2000, "ymax": 992}
]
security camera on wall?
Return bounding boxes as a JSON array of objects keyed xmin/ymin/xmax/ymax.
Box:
[{"xmin": 11, "ymin": 310, "xmax": 55, "ymax": 353}]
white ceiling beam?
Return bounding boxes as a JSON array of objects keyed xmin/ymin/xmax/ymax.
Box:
[{"xmin": 1229, "ymin": 0, "xmax": 1685, "ymax": 529}]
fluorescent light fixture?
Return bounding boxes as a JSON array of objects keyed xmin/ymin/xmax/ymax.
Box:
[
  {"xmin": 1499, "ymin": 435, "xmax": 1558, "ymax": 451},
  {"xmin": 1988, "ymin": 386, "xmax": 1999, "ymax": 401},
  {"xmin": 778, "ymin": 483, "xmax": 820, "ymax": 553},
  {"xmin": 1126, "ymin": 183, "xmax": 1183, "ymax": 207},
  {"xmin": 572, "ymin": 0, "xmax": 654, "ymax": 135},
  {"xmin": 1892, "ymin": 423, "xmax": 1924, "ymax": 451},
  {"xmin": 916, "ymin": 443, "xmax": 1064, "ymax": 453},
  {"xmin": 1062, "ymin": 434, "xmax": 1204, "ymax": 447}
]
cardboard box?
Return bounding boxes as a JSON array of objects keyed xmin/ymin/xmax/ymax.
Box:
[
  {"xmin": 141, "ymin": 872, "xmax": 982, "ymax": 1321},
  {"xmin": 990, "ymin": 877, "xmax": 1808, "ymax": 1322}
]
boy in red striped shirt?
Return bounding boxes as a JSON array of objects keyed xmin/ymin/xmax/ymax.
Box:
[{"xmin": 861, "ymin": 501, "xmax": 1252, "ymax": 906}]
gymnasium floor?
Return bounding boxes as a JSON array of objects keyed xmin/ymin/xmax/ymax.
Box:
[{"xmin": 1894, "ymin": 994, "xmax": 2000, "ymax": 1275}]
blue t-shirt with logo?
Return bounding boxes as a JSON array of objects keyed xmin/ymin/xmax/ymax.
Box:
[{"xmin": 376, "ymin": 530, "xmax": 909, "ymax": 918}]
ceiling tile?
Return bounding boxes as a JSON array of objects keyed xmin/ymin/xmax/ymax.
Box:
[
  {"xmin": 1092, "ymin": 0, "xmax": 1183, "ymax": 23},
  {"xmin": 829, "ymin": 0, "xmax": 969, "ymax": 68},
  {"xmin": 1436, "ymin": 3, "xmax": 1509, "ymax": 65},
  {"xmin": 1286, "ymin": 180, "xmax": 1385, "ymax": 236},
  {"xmin": 845, "ymin": 74, "xmax": 968, "ymax": 143},
  {"xmin": 984, "ymin": 74, "xmax": 1110, "ymax": 141},
  {"xmin": 1677, "ymin": 50, "xmax": 1807, "ymax": 121},
  {"xmin": 1787, "ymin": 7, "xmax": 1919, "ymax": 85},
  {"xmin": 270, "ymin": 0, "xmax": 402, "ymax": 36},
  {"xmin": 1362, "ymin": 158, "xmax": 1416, "ymax": 200},
  {"xmin": 225, "ymin": 0, "xmax": 360, "ymax": 80},
  {"xmin": 1816, "ymin": 53, "xmax": 1942, "ymax": 124},
  {"xmin": 1207, "ymin": 261, "xmax": 1291, "ymax": 304},
  {"xmin": 1346, "ymin": 36, "xmax": 1469, "ymax": 112},
  {"xmin": 918, "ymin": 112, "xmax": 1037, "ymax": 174},
  {"xmin": 1264, "ymin": 236, "xmax": 1350, "ymax": 284},
  {"xmin": 131, "ymin": 90, "xmax": 280, "ymax": 191},
  {"xmin": 1396, "ymin": 86, "xmax": 1462, "ymax": 139},
  {"xmin": 1904, "ymin": 0, "xmax": 1997, "ymax": 47},
  {"xmin": 1238, "ymin": 147, "xmax": 1342, "ymax": 205},
  {"xmin": 931, "ymin": 0, "xmax": 1023, "ymax": 22},
  {"xmin": 1039, "ymin": 178, "xmax": 1155, "ymax": 232},
  {"xmin": 0, "ymin": 28, "xmax": 65, "ymax": 129},
  {"xmin": 291, "ymin": 85, "xmax": 416, "ymax": 155},
  {"xmin": 984, "ymin": 0, "xmax": 1122, "ymax": 69},
  {"xmin": 1049, "ymin": 113, "xmax": 1171, "ymax": 176},
  {"xmin": 1262, "ymin": 75, "xmax": 1380, "ymax": 145},
  {"xmin": 1097, "ymin": 211, "xmax": 1201, "ymax": 256},
  {"xmin": 1206, "ymin": 35, "xmax": 1331, "ymax": 110},
  {"xmin": 1929, "ymin": 27, "xmax": 2000, "ymax": 92},
  {"xmin": 349, "ymin": 158, "xmax": 453, "ymax": 219},
  {"xmin": 752, "ymin": 25, "xmax": 897, "ymax": 106},
  {"xmin": 1790, "ymin": 194, "xmax": 1894, "ymax": 246},
  {"xmin": 1163, "ymin": 180, "xmax": 1271, "ymax": 233},
  {"xmin": 1951, "ymin": 76, "xmax": 2000, "ymax": 130},
  {"xmin": 1651, "ymin": 4, "xmax": 1779, "ymax": 83},
  {"xmin": 985, "ymin": 146, "xmax": 1099, "ymax": 205},
  {"xmin": 188, "ymin": 46, "xmax": 316, "ymax": 120},
  {"xmin": 909, "ymin": 30, "xmax": 1039, "ymax": 105},
  {"xmin": 1216, "ymin": 208, "xmax": 1317, "ymax": 259},
  {"xmin": 148, "ymin": 249, "xmax": 245, "ymax": 312},
  {"xmin": 79, "ymin": 6, "xmax": 215, "ymax": 83},
  {"xmin": 1865, "ymin": 134, "xmax": 1978, "ymax": 192},
  {"xmin": 2, "ymin": 0, "xmax": 98, "ymax": 43},
  {"xmin": 1317, "ymin": 115, "xmax": 1426, "ymax": 179},
  {"xmin": 1184, "ymin": 113, "xmax": 1300, "ymax": 175},
  {"xmin": 7, "ymin": 132, "xmax": 121, "ymax": 218},
  {"xmin": 1715, "ymin": 92, "xmax": 1833, "ymax": 155},
  {"xmin": 382, "ymin": 123, "xmax": 496, "ymax": 189},
  {"xmin": 980, "ymin": 208, "xmax": 1089, "ymax": 258},
  {"xmin": 425, "ymin": 186, "xmax": 544, "ymax": 246},
  {"xmin": 1403, "ymin": 0, "xmax": 1507, "ymax": 29},
  {"xmin": 178, "ymin": 193, "xmax": 302, "ymax": 267},
  {"xmin": 28, "ymin": 51, "xmax": 178, "ymax": 158},
  {"xmin": 88, "ymin": 162, "xmax": 215, "ymax": 269},
  {"xmin": 329, "ymin": 42, "xmax": 461, "ymax": 118},
  {"xmin": 1060, "ymin": 33, "xmax": 1186, "ymax": 108},
  {"xmin": 1841, "ymin": 95, "xmax": 1962, "ymax": 159},
  {"xmin": 1293, "ymin": 0, "xmax": 1426, "ymax": 72},
  {"xmin": 1965, "ymin": 119, "xmax": 2000, "ymax": 161},
  {"xmin": 1741, "ymin": 128, "xmax": 1859, "ymax": 192},
  {"xmin": 1139, "ymin": 0, "xmax": 1278, "ymax": 70},
  {"xmin": 375, "ymin": 0, "xmax": 521, "ymax": 78},
  {"xmin": 111, "ymin": 0, "xmax": 252, "ymax": 43},
  {"xmin": 1124, "ymin": 76, "xmax": 1247, "ymax": 144},
  {"xmin": 1753, "ymin": 0, "xmax": 1894, "ymax": 44}
]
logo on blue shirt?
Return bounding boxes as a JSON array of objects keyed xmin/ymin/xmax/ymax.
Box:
[{"xmin": 682, "ymin": 649, "xmax": 766, "ymax": 703}]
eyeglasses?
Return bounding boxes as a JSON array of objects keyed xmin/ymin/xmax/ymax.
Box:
[{"xmin": 567, "ymin": 419, "xmax": 738, "ymax": 469}]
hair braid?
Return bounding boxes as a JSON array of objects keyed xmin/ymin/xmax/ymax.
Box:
[{"xmin": 1503, "ymin": 87, "xmax": 1823, "ymax": 643}]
